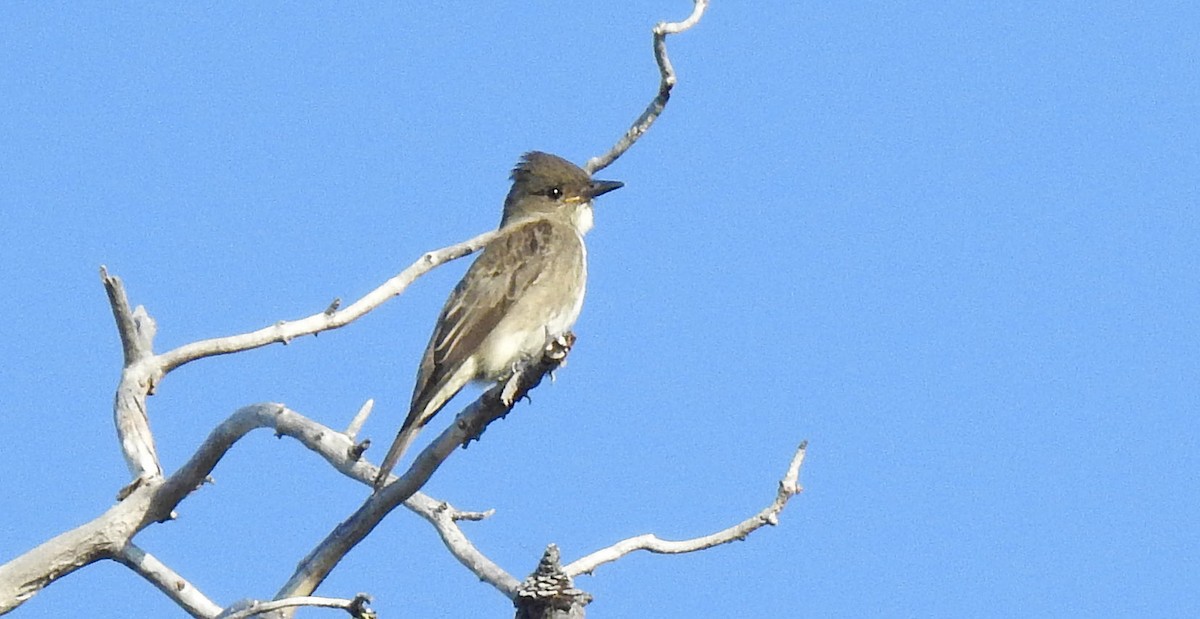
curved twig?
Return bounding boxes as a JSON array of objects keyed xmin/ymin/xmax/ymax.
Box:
[
  {"xmin": 584, "ymin": 0, "xmax": 709, "ymax": 175},
  {"xmin": 425, "ymin": 503, "xmax": 519, "ymax": 595},
  {"xmin": 563, "ymin": 441, "xmax": 807, "ymax": 576}
]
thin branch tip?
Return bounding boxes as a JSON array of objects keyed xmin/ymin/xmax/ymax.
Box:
[
  {"xmin": 563, "ymin": 438, "xmax": 807, "ymax": 577},
  {"xmin": 345, "ymin": 399, "xmax": 375, "ymax": 440},
  {"xmin": 451, "ymin": 507, "xmax": 496, "ymax": 522},
  {"xmin": 584, "ymin": 0, "xmax": 709, "ymax": 174},
  {"xmin": 220, "ymin": 594, "xmax": 375, "ymax": 619},
  {"xmin": 783, "ymin": 441, "xmax": 808, "ymax": 489}
]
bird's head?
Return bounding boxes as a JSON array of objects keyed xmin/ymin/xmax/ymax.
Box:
[{"xmin": 501, "ymin": 152, "xmax": 623, "ymax": 233}]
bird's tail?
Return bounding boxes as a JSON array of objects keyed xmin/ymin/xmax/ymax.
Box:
[
  {"xmin": 373, "ymin": 424, "xmax": 421, "ymax": 490},
  {"xmin": 373, "ymin": 364, "xmax": 473, "ymax": 490}
]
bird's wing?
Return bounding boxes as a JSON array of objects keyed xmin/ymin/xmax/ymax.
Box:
[
  {"xmin": 414, "ymin": 218, "xmax": 579, "ymax": 426},
  {"xmin": 374, "ymin": 218, "xmax": 582, "ymax": 489}
]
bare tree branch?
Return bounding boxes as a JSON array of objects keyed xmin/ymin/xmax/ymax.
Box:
[
  {"xmin": 21, "ymin": 219, "xmax": 555, "ymax": 616},
  {"xmin": 93, "ymin": 218, "xmax": 509, "ymax": 491},
  {"xmin": 1, "ymin": 404, "xmax": 295, "ymax": 612},
  {"xmin": 344, "ymin": 399, "xmax": 375, "ymax": 441},
  {"xmin": 165, "ymin": 400, "xmax": 525, "ymax": 603},
  {"xmin": 219, "ymin": 593, "xmax": 374, "ymax": 619},
  {"xmin": 584, "ymin": 0, "xmax": 709, "ymax": 175},
  {"xmin": 100, "ymin": 266, "xmax": 148, "ymax": 365},
  {"xmin": 562, "ymin": 441, "xmax": 808, "ymax": 576},
  {"xmin": 113, "ymin": 543, "xmax": 222, "ymax": 619},
  {"xmin": 0, "ymin": 481, "xmax": 156, "ymax": 613},
  {"xmin": 102, "ymin": 268, "xmax": 164, "ymax": 481},
  {"xmin": 96, "ymin": 223, "xmax": 521, "ymax": 488},
  {"xmin": 162, "ymin": 397, "xmax": 524, "ymax": 600},
  {"xmin": 0, "ymin": 395, "xmax": 523, "ymax": 614},
  {"xmin": 154, "ymin": 227, "xmax": 501, "ymax": 375},
  {"xmin": 421, "ymin": 502, "xmax": 520, "ymax": 597},
  {"xmin": 273, "ymin": 337, "xmax": 572, "ymax": 611}
]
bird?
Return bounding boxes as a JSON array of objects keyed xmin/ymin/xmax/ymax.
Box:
[{"xmin": 373, "ymin": 152, "xmax": 623, "ymax": 489}]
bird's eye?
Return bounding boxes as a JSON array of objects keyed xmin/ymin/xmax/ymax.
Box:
[{"xmin": 547, "ymin": 187, "xmax": 563, "ymax": 199}]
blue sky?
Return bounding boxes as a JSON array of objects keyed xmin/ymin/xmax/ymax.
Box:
[{"xmin": 2, "ymin": 2, "xmax": 1198, "ymax": 617}]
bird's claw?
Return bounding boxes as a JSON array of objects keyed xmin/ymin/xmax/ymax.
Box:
[
  {"xmin": 544, "ymin": 332, "xmax": 575, "ymax": 361},
  {"xmin": 501, "ymin": 372, "xmax": 523, "ymax": 407}
]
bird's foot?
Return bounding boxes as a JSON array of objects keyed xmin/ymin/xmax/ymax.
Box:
[
  {"xmin": 501, "ymin": 371, "xmax": 524, "ymax": 408},
  {"xmin": 545, "ymin": 332, "xmax": 576, "ymax": 362}
]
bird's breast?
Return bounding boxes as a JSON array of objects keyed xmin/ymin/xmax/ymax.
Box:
[{"xmin": 475, "ymin": 234, "xmax": 586, "ymax": 379}]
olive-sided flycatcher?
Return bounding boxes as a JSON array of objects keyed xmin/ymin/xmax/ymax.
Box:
[{"xmin": 374, "ymin": 152, "xmax": 623, "ymax": 489}]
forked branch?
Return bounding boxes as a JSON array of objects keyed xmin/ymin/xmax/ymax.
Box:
[{"xmin": 273, "ymin": 337, "xmax": 573, "ymax": 610}]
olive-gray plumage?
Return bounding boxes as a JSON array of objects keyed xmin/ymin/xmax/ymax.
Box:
[{"xmin": 374, "ymin": 152, "xmax": 622, "ymax": 489}]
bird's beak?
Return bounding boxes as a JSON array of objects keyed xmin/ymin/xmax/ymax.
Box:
[{"xmin": 586, "ymin": 179, "xmax": 624, "ymax": 199}]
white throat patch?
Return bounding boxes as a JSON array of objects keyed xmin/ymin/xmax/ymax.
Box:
[{"xmin": 573, "ymin": 203, "xmax": 595, "ymax": 234}]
